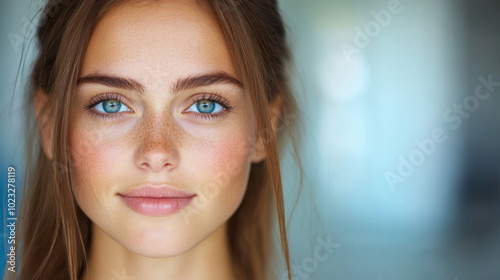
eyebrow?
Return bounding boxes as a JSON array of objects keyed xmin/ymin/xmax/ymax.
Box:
[{"xmin": 77, "ymin": 72, "xmax": 243, "ymax": 95}]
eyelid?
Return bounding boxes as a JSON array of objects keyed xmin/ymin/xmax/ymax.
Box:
[
  {"xmin": 187, "ymin": 92, "xmax": 233, "ymax": 110},
  {"xmin": 83, "ymin": 92, "xmax": 129, "ymax": 109}
]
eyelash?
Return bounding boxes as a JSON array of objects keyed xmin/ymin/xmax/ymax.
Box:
[{"xmin": 82, "ymin": 92, "xmax": 234, "ymax": 121}]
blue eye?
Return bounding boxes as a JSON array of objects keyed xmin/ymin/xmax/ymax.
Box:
[
  {"xmin": 94, "ymin": 99, "xmax": 131, "ymax": 114},
  {"xmin": 187, "ymin": 100, "xmax": 224, "ymax": 114}
]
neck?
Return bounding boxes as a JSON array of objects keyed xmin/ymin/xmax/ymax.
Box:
[{"xmin": 81, "ymin": 222, "xmax": 235, "ymax": 280}]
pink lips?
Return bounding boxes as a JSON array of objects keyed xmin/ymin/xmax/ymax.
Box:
[{"xmin": 118, "ymin": 185, "xmax": 195, "ymax": 217}]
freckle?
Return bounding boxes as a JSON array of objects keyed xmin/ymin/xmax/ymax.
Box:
[{"xmin": 127, "ymin": 115, "xmax": 184, "ymax": 148}]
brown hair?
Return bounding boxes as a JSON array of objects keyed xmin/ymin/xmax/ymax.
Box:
[{"xmin": 5, "ymin": 0, "xmax": 303, "ymax": 279}]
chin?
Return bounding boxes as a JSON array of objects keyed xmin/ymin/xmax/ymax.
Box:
[{"xmin": 119, "ymin": 226, "xmax": 198, "ymax": 258}]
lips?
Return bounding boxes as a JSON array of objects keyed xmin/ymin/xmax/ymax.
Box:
[{"xmin": 118, "ymin": 185, "xmax": 195, "ymax": 217}]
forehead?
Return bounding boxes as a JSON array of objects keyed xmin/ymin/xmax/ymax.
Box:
[{"xmin": 80, "ymin": 0, "xmax": 236, "ymax": 85}]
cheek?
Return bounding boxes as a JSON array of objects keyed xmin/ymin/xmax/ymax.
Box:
[
  {"xmin": 210, "ymin": 134, "xmax": 253, "ymax": 177},
  {"xmin": 187, "ymin": 126, "xmax": 255, "ymax": 211},
  {"xmin": 67, "ymin": 124, "xmax": 129, "ymax": 207}
]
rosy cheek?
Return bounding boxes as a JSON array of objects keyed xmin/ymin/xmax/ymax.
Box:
[
  {"xmin": 220, "ymin": 139, "xmax": 253, "ymax": 177},
  {"xmin": 193, "ymin": 129, "xmax": 254, "ymax": 192},
  {"xmin": 68, "ymin": 127, "xmax": 124, "ymax": 196}
]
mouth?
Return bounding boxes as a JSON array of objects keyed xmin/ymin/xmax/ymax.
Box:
[{"xmin": 118, "ymin": 185, "xmax": 195, "ymax": 217}]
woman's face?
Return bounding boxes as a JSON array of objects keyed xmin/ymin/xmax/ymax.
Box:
[{"xmin": 67, "ymin": 0, "xmax": 264, "ymax": 257}]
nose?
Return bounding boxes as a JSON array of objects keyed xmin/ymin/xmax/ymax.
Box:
[{"xmin": 135, "ymin": 115, "xmax": 180, "ymax": 172}]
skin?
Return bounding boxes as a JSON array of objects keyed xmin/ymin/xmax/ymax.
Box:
[{"xmin": 36, "ymin": 0, "xmax": 282, "ymax": 279}]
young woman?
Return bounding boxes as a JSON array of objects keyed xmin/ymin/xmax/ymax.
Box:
[{"xmin": 6, "ymin": 0, "xmax": 302, "ymax": 279}]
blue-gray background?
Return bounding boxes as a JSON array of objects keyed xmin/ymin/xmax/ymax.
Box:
[{"xmin": 2, "ymin": 0, "xmax": 500, "ymax": 279}]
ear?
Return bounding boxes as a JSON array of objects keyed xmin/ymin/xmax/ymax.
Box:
[
  {"xmin": 251, "ymin": 95, "xmax": 284, "ymax": 163},
  {"xmin": 34, "ymin": 88, "xmax": 54, "ymax": 161}
]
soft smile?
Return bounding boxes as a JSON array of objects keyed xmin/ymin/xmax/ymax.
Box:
[{"xmin": 118, "ymin": 185, "xmax": 195, "ymax": 217}]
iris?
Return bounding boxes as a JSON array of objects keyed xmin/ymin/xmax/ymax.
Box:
[
  {"xmin": 102, "ymin": 100, "xmax": 121, "ymax": 113},
  {"xmin": 196, "ymin": 100, "xmax": 216, "ymax": 113}
]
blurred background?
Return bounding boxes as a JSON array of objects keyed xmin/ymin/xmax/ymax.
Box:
[{"xmin": 1, "ymin": 0, "xmax": 500, "ymax": 279}]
